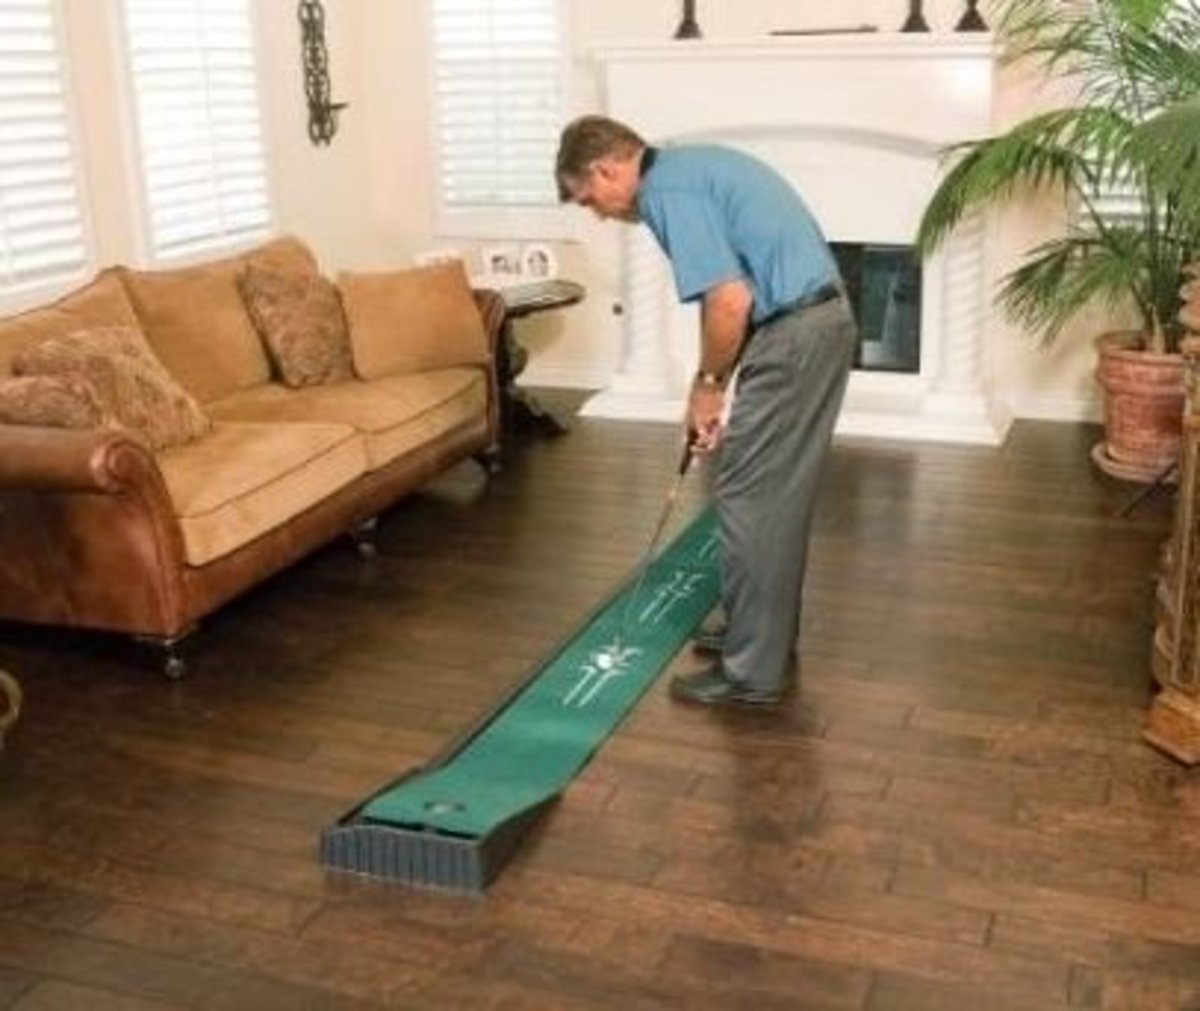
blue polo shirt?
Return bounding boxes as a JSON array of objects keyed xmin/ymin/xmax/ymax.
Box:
[{"xmin": 637, "ymin": 144, "xmax": 839, "ymax": 325}]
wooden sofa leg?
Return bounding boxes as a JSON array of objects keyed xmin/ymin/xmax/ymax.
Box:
[
  {"xmin": 474, "ymin": 447, "xmax": 503, "ymax": 475},
  {"xmin": 351, "ymin": 517, "xmax": 379, "ymax": 559},
  {"xmin": 0, "ymin": 670, "xmax": 22, "ymax": 751},
  {"xmin": 135, "ymin": 629, "xmax": 195, "ymax": 681}
]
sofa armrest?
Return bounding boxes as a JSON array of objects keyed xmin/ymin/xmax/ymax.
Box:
[
  {"xmin": 472, "ymin": 288, "xmax": 507, "ymax": 453},
  {"xmin": 0, "ymin": 423, "xmax": 191, "ymax": 637},
  {"xmin": 0, "ymin": 425, "xmax": 160, "ymax": 493},
  {"xmin": 472, "ymin": 288, "xmax": 507, "ymax": 359}
]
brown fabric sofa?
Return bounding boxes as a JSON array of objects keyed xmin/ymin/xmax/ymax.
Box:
[{"xmin": 0, "ymin": 237, "xmax": 504, "ymax": 676}]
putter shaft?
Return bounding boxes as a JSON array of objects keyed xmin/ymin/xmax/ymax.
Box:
[{"xmin": 613, "ymin": 441, "xmax": 695, "ymax": 649}]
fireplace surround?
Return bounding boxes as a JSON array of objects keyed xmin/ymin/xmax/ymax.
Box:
[{"xmin": 580, "ymin": 35, "xmax": 1010, "ymax": 445}]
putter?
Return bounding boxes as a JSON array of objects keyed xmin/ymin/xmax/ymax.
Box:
[
  {"xmin": 591, "ymin": 317, "xmax": 761, "ymax": 672},
  {"xmin": 595, "ymin": 436, "xmax": 697, "ymax": 670}
]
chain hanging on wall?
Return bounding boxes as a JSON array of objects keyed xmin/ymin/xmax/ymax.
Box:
[{"xmin": 298, "ymin": 0, "xmax": 347, "ymax": 145}]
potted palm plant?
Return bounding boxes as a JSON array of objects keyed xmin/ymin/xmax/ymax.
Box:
[{"xmin": 917, "ymin": 0, "xmax": 1200, "ymax": 481}]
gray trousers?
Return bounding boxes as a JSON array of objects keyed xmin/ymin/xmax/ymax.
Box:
[{"xmin": 717, "ymin": 296, "xmax": 855, "ymax": 691}]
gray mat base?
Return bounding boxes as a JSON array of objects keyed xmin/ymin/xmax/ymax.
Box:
[{"xmin": 320, "ymin": 793, "xmax": 555, "ymax": 894}]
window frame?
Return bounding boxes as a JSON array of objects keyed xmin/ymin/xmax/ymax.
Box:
[
  {"xmin": 0, "ymin": 0, "xmax": 96, "ymax": 312},
  {"xmin": 113, "ymin": 0, "xmax": 278, "ymax": 267},
  {"xmin": 426, "ymin": 0, "xmax": 574, "ymax": 242}
]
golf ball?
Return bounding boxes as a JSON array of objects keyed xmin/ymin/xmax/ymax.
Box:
[{"xmin": 596, "ymin": 653, "xmax": 615, "ymax": 670}]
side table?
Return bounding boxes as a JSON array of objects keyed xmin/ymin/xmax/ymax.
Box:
[{"xmin": 495, "ymin": 279, "xmax": 586, "ymax": 437}]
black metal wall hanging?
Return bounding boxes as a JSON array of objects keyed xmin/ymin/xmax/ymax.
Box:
[
  {"xmin": 674, "ymin": 0, "xmax": 702, "ymax": 39},
  {"xmin": 298, "ymin": 0, "xmax": 347, "ymax": 145},
  {"xmin": 955, "ymin": 0, "xmax": 989, "ymax": 31},
  {"xmin": 901, "ymin": 0, "xmax": 930, "ymax": 32}
]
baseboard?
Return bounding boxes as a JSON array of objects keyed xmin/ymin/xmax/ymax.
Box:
[
  {"xmin": 517, "ymin": 363, "xmax": 610, "ymax": 390},
  {"xmin": 550, "ymin": 380, "xmax": 1102, "ymax": 427},
  {"xmin": 1010, "ymin": 393, "xmax": 1102, "ymax": 424}
]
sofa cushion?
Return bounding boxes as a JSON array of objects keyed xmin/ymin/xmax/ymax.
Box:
[
  {"xmin": 206, "ymin": 367, "xmax": 488, "ymax": 471},
  {"xmin": 13, "ymin": 326, "xmax": 212, "ymax": 451},
  {"xmin": 157, "ymin": 421, "xmax": 367, "ymax": 566},
  {"xmin": 243, "ymin": 235, "xmax": 320, "ymax": 277},
  {"xmin": 338, "ymin": 262, "xmax": 489, "ymax": 379},
  {"xmin": 0, "ymin": 375, "xmax": 107, "ymax": 429},
  {"xmin": 114, "ymin": 237, "xmax": 322, "ymax": 404},
  {"xmin": 239, "ymin": 264, "xmax": 354, "ymax": 388},
  {"xmin": 0, "ymin": 271, "xmax": 140, "ymax": 376},
  {"xmin": 118, "ymin": 257, "xmax": 272, "ymax": 404}
]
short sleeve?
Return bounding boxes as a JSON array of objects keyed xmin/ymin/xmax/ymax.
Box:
[{"xmin": 641, "ymin": 190, "xmax": 744, "ymax": 303}]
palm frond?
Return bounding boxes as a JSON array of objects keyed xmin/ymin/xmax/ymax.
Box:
[
  {"xmin": 919, "ymin": 0, "xmax": 1200, "ymax": 350},
  {"xmin": 998, "ymin": 231, "xmax": 1150, "ymax": 343},
  {"xmin": 916, "ymin": 107, "xmax": 1131, "ymax": 255},
  {"xmin": 1001, "ymin": 0, "xmax": 1200, "ymax": 113},
  {"xmin": 1109, "ymin": 0, "xmax": 1181, "ymax": 31},
  {"xmin": 1127, "ymin": 97, "xmax": 1200, "ymax": 230}
]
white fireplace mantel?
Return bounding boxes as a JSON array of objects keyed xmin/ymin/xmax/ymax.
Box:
[
  {"xmin": 592, "ymin": 35, "xmax": 996, "ymax": 68},
  {"xmin": 580, "ymin": 34, "xmax": 1012, "ymax": 445}
]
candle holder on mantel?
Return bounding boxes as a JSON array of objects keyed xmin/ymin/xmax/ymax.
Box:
[
  {"xmin": 900, "ymin": 0, "xmax": 930, "ymax": 33},
  {"xmin": 955, "ymin": 0, "xmax": 989, "ymax": 31},
  {"xmin": 674, "ymin": 0, "xmax": 702, "ymax": 39}
]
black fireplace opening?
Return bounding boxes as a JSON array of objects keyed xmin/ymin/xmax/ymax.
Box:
[{"xmin": 830, "ymin": 242, "xmax": 922, "ymax": 373}]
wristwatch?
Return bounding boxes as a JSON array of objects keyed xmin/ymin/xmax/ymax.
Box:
[{"xmin": 695, "ymin": 369, "xmax": 726, "ymax": 389}]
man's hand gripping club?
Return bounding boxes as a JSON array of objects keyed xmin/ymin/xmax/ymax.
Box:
[{"xmin": 687, "ymin": 278, "xmax": 754, "ymax": 455}]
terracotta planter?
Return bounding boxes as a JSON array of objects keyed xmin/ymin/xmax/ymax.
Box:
[{"xmin": 1093, "ymin": 332, "xmax": 1185, "ymax": 483}]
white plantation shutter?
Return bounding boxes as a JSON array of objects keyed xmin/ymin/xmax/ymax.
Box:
[
  {"xmin": 122, "ymin": 0, "xmax": 272, "ymax": 261},
  {"xmin": 431, "ymin": 0, "xmax": 565, "ymax": 211},
  {"xmin": 1090, "ymin": 171, "xmax": 1143, "ymax": 228},
  {"xmin": 0, "ymin": 0, "xmax": 88, "ymax": 292}
]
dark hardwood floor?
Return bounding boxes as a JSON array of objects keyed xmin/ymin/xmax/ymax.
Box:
[{"xmin": 0, "ymin": 402, "xmax": 1196, "ymax": 1010}]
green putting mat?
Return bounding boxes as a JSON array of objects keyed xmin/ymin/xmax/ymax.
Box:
[{"xmin": 360, "ymin": 506, "xmax": 719, "ymax": 839}]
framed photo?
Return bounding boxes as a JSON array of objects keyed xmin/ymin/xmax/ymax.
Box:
[
  {"xmin": 520, "ymin": 243, "xmax": 558, "ymax": 280},
  {"xmin": 481, "ymin": 244, "xmax": 522, "ymax": 279}
]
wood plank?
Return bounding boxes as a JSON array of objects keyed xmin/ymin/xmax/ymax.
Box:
[
  {"xmin": 865, "ymin": 971, "xmax": 1074, "ymax": 1011},
  {"xmin": 9, "ymin": 981, "xmax": 189, "ymax": 1011},
  {"xmin": 661, "ymin": 935, "xmax": 871, "ymax": 1009},
  {"xmin": 83, "ymin": 903, "xmax": 432, "ymax": 1006},
  {"xmin": 892, "ymin": 864, "xmax": 1200, "ymax": 947},
  {"xmin": 0, "ymin": 966, "xmax": 38, "ymax": 1008}
]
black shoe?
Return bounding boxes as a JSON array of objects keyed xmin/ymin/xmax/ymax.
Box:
[
  {"xmin": 691, "ymin": 625, "xmax": 799, "ymax": 670},
  {"xmin": 668, "ymin": 664, "xmax": 786, "ymax": 707},
  {"xmin": 692, "ymin": 625, "xmax": 726, "ymax": 656}
]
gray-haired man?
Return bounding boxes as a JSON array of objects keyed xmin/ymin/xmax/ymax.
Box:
[{"xmin": 557, "ymin": 115, "xmax": 855, "ymax": 706}]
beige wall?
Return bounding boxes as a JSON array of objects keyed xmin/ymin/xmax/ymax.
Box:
[
  {"xmin": 256, "ymin": 0, "xmax": 370, "ymax": 271},
  {"xmin": 989, "ymin": 44, "xmax": 1110, "ymax": 421},
  {"xmin": 336, "ymin": 0, "xmax": 1100, "ymax": 417},
  {"xmin": 38, "ymin": 0, "xmax": 1101, "ymax": 420}
]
